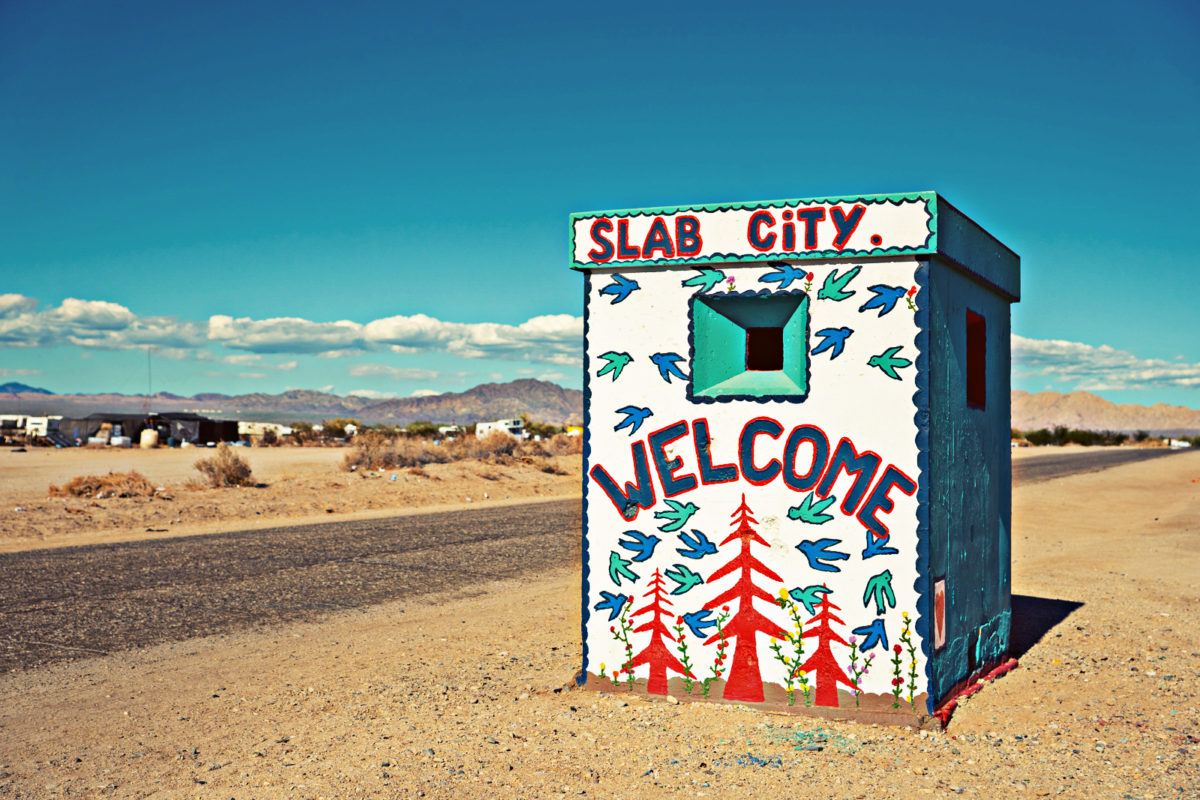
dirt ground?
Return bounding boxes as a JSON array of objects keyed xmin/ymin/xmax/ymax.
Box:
[
  {"xmin": 0, "ymin": 446, "xmax": 580, "ymax": 553},
  {"xmin": 0, "ymin": 451, "xmax": 1198, "ymax": 798}
]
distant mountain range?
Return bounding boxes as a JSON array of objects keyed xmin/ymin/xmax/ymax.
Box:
[
  {"xmin": 3, "ymin": 382, "xmax": 1198, "ymax": 434},
  {"xmin": 0, "ymin": 379, "xmax": 584, "ymax": 426},
  {"xmin": 0, "ymin": 382, "xmax": 53, "ymax": 395},
  {"xmin": 1012, "ymin": 390, "xmax": 1200, "ymax": 436}
]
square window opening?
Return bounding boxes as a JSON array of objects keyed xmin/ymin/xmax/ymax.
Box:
[
  {"xmin": 690, "ymin": 291, "xmax": 809, "ymax": 400},
  {"xmin": 745, "ymin": 327, "xmax": 784, "ymax": 371},
  {"xmin": 966, "ymin": 310, "xmax": 986, "ymax": 409}
]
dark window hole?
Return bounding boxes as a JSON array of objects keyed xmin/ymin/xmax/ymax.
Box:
[{"xmin": 745, "ymin": 327, "xmax": 784, "ymax": 371}]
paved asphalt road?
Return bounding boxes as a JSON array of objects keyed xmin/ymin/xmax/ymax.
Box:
[
  {"xmin": 1010, "ymin": 446, "xmax": 1185, "ymax": 485},
  {"xmin": 0, "ymin": 448, "xmax": 1187, "ymax": 672},
  {"xmin": 0, "ymin": 499, "xmax": 581, "ymax": 672}
]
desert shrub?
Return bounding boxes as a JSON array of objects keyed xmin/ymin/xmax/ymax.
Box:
[
  {"xmin": 405, "ymin": 420, "xmax": 439, "ymax": 438},
  {"xmin": 194, "ymin": 443, "xmax": 256, "ymax": 487},
  {"xmin": 541, "ymin": 433, "xmax": 583, "ymax": 456},
  {"xmin": 341, "ymin": 429, "xmax": 581, "ymax": 471},
  {"xmin": 535, "ymin": 457, "xmax": 568, "ymax": 475},
  {"xmin": 49, "ymin": 470, "xmax": 158, "ymax": 498},
  {"xmin": 450, "ymin": 432, "xmax": 520, "ymax": 460},
  {"xmin": 342, "ymin": 433, "xmax": 456, "ymax": 470},
  {"xmin": 321, "ymin": 418, "xmax": 361, "ymax": 439},
  {"xmin": 524, "ymin": 419, "xmax": 563, "ymax": 439},
  {"xmin": 1019, "ymin": 427, "xmax": 1134, "ymax": 447}
]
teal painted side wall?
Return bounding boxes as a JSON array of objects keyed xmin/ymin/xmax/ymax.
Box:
[{"xmin": 926, "ymin": 257, "xmax": 1013, "ymax": 705}]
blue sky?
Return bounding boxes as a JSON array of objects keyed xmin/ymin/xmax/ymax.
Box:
[{"xmin": 2, "ymin": 0, "xmax": 1198, "ymax": 406}]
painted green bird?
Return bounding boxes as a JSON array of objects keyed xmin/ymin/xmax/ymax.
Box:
[
  {"xmin": 867, "ymin": 346, "xmax": 913, "ymax": 380},
  {"xmin": 817, "ymin": 265, "xmax": 862, "ymax": 301},
  {"xmin": 787, "ymin": 492, "xmax": 837, "ymax": 525},
  {"xmin": 681, "ymin": 268, "xmax": 726, "ymax": 294},
  {"xmin": 655, "ymin": 499, "xmax": 699, "ymax": 532},
  {"xmin": 608, "ymin": 550, "xmax": 639, "ymax": 586},
  {"xmin": 596, "ymin": 351, "xmax": 632, "ymax": 381},
  {"xmin": 863, "ymin": 569, "xmax": 896, "ymax": 614},
  {"xmin": 664, "ymin": 563, "xmax": 704, "ymax": 595},
  {"xmin": 788, "ymin": 584, "xmax": 832, "ymax": 616}
]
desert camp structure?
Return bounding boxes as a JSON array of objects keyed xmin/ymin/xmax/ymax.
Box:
[{"xmin": 55, "ymin": 412, "xmax": 239, "ymax": 447}]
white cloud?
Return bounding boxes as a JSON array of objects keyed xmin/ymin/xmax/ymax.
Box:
[
  {"xmin": 276, "ymin": 361, "xmax": 298, "ymax": 371},
  {"xmin": 364, "ymin": 312, "xmax": 582, "ymax": 366},
  {"xmin": 410, "ymin": 389, "xmax": 440, "ymax": 397},
  {"xmin": 346, "ymin": 389, "xmax": 399, "ymax": 399},
  {"xmin": 0, "ymin": 294, "xmax": 205, "ymax": 350},
  {"xmin": 0, "ymin": 294, "xmax": 582, "ymax": 367},
  {"xmin": 208, "ymin": 315, "xmax": 366, "ymax": 354},
  {"xmin": 0, "ymin": 294, "xmax": 38, "ymax": 318},
  {"xmin": 1012, "ymin": 334, "xmax": 1200, "ymax": 391},
  {"xmin": 0, "ymin": 368, "xmax": 41, "ymax": 376},
  {"xmin": 347, "ymin": 364, "xmax": 440, "ymax": 381}
]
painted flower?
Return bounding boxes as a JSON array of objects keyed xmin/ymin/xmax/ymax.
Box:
[
  {"xmin": 806, "ymin": 272, "xmax": 814, "ymax": 281},
  {"xmin": 894, "ymin": 644, "xmax": 903, "ymax": 655},
  {"xmin": 778, "ymin": 587, "xmax": 789, "ymax": 599},
  {"xmin": 907, "ymin": 286, "xmax": 917, "ymax": 297}
]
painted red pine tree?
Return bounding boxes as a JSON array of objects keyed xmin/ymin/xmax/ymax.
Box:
[
  {"xmin": 799, "ymin": 591, "xmax": 858, "ymax": 706},
  {"xmin": 629, "ymin": 568, "xmax": 692, "ymax": 694},
  {"xmin": 702, "ymin": 495, "xmax": 787, "ymax": 702}
]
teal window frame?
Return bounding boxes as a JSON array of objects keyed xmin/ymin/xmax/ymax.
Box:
[{"xmin": 689, "ymin": 290, "xmax": 810, "ymax": 402}]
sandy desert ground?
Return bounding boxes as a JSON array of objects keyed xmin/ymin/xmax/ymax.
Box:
[
  {"xmin": 0, "ymin": 445, "xmax": 581, "ymax": 553},
  {"xmin": 0, "ymin": 448, "xmax": 1198, "ymax": 799}
]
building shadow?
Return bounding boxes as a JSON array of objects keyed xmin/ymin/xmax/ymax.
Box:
[{"xmin": 1009, "ymin": 594, "xmax": 1084, "ymax": 659}]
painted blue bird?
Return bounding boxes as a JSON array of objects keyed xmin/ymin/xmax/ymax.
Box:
[
  {"xmin": 613, "ymin": 405, "xmax": 652, "ymax": 436},
  {"xmin": 599, "ymin": 273, "xmax": 640, "ymax": 304},
  {"xmin": 788, "ymin": 584, "xmax": 832, "ymax": 616},
  {"xmin": 796, "ymin": 538, "xmax": 851, "ymax": 572},
  {"xmin": 608, "ymin": 551, "xmax": 639, "ymax": 586},
  {"xmin": 811, "ymin": 327, "xmax": 853, "ymax": 360},
  {"xmin": 851, "ymin": 618, "xmax": 889, "ymax": 652},
  {"xmin": 650, "ymin": 352, "xmax": 689, "ymax": 383},
  {"xmin": 676, "ymin": 529, "xmax": 717, "ymax": 559},
  {"xmin": 759, "ymin": 263, "xmax": 807, "ymax": 290},
  {"xmin": 594, "ymin": 591, "xmax": 629, "ymax": 622},
  {"xmin": 664, "ymin": 563, "xmax": 704, "ymax": 595},
  {"xmin": 681, "ymin": 268, "xmax": 726, "ymax": 294},
  {"xmin": 596, "ymin": 351, "xmax": 632, "ymax": 381},
  {"xmin": 682, "ymin": 609, "xmax": 718, "ymax": 639},
  {"xmin": 655, "ymin": 499, "xmax": 699, "ymax": 532},
  {"xmin": 858, "ymin": 284, "xmax": 907, "ymax": 317},
  {"xmin": 862, "ymin": 531, "xmax": 899, "ymax": 559},
  {"xmin": 618, "ymin": 529, "xmax": 660, "ymax": 562}
]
